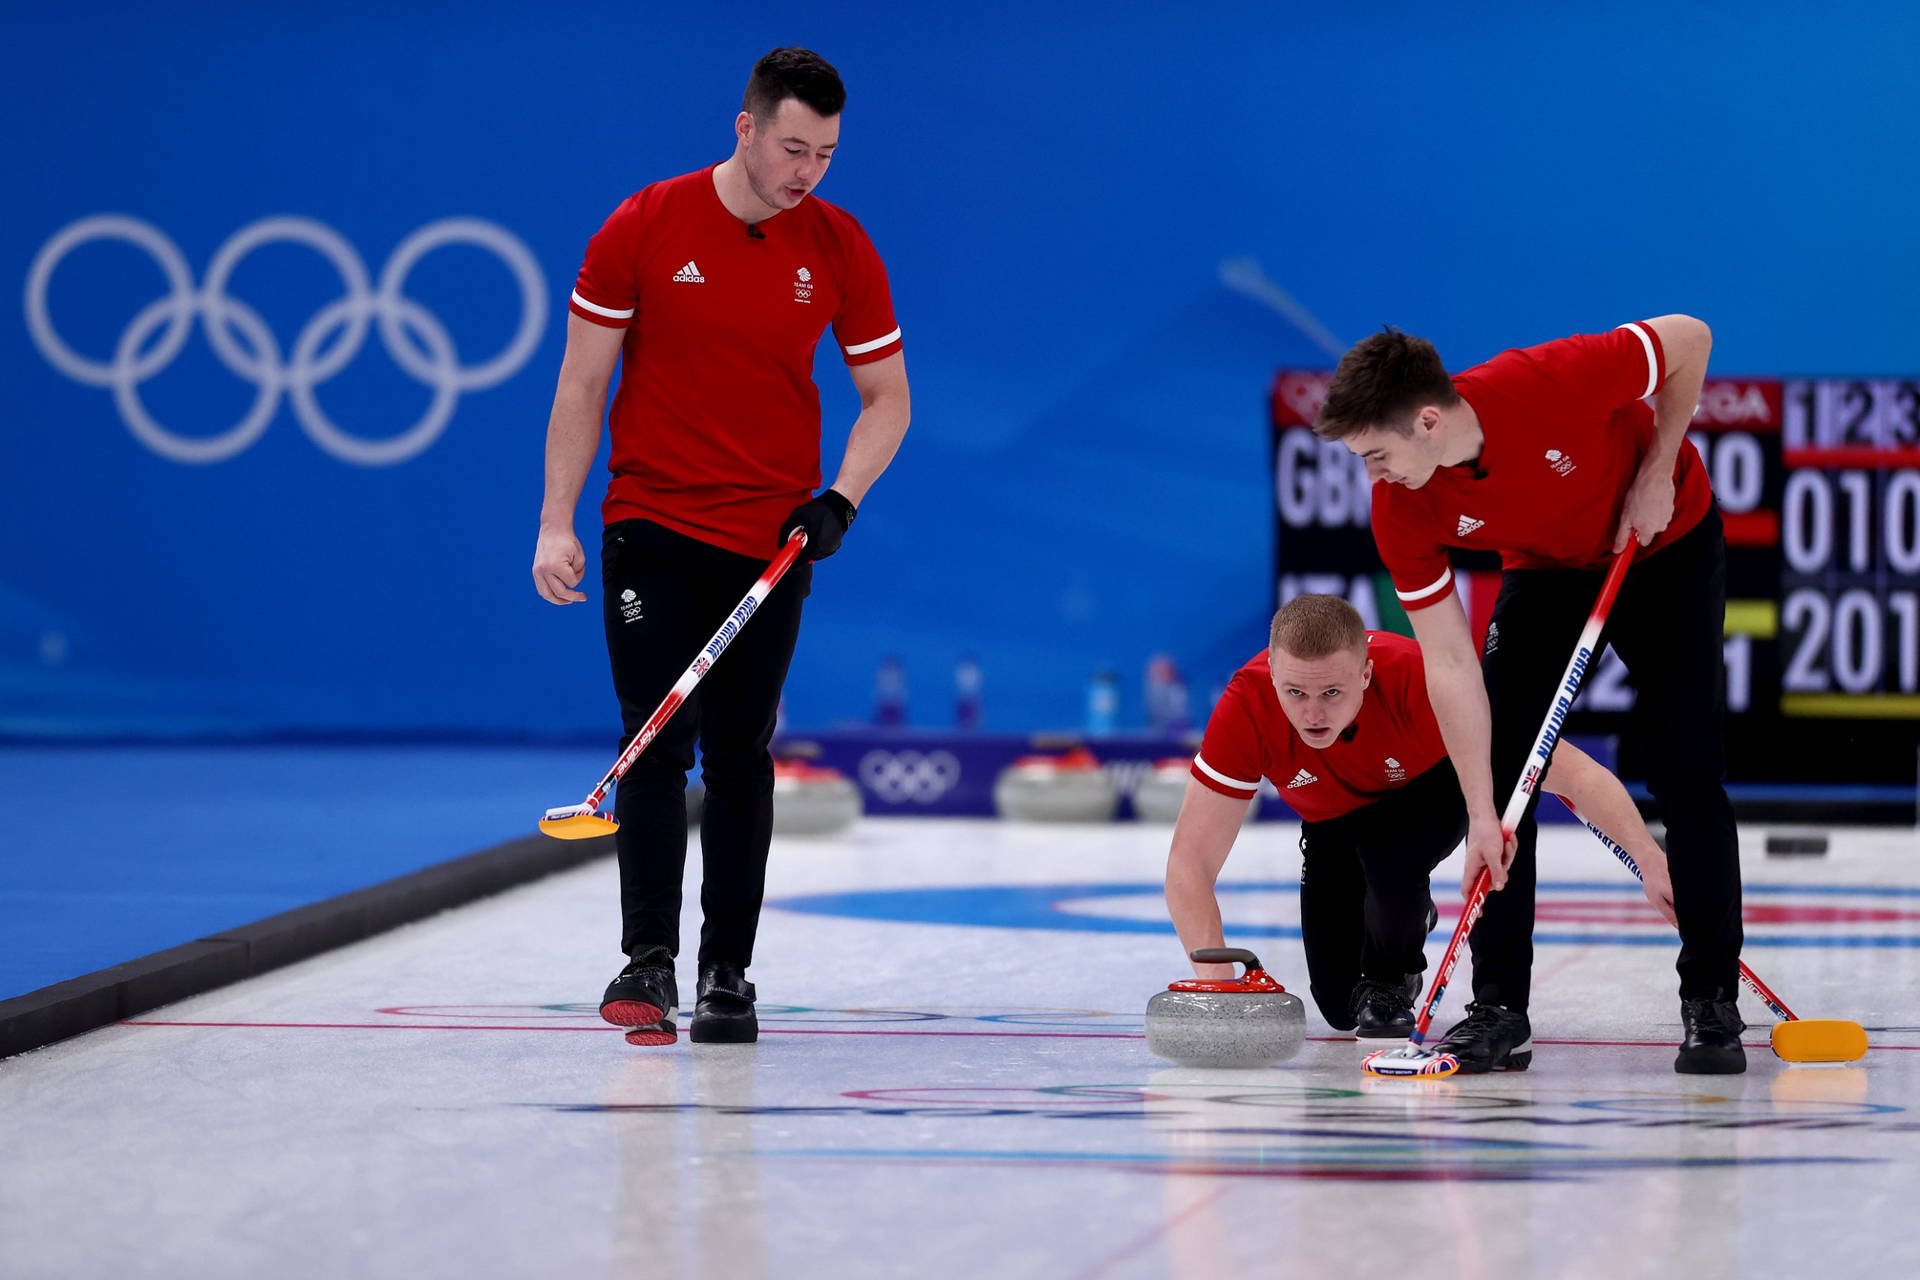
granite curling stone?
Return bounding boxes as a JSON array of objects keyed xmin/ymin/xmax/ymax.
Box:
[
  {"xmin": 1132, "ymin": 759, "xmax": 1261, "ymax": 825},
  {"xmin": 771, "ymin": 760, "xmax": 862, "ymax": 836},
  {"xmin": 1129, "ymin": 759, "xmax": 1194, "ymax": 824},
  {"xmin": 1145, "ymin": 948, "xmax": 1306, "ymax": 1067},
  {"xmin": 992, "ymin": 747, "xmax": 1119, "ymax": 822}
]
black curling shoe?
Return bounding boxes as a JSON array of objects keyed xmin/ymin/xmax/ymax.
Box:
[
  {"xmin": 600, "ymin": 945, "xmax": 678, "ymax": 1047},
  {"xmin": 690, "ymin": 962, "xmax": 759, "ymax": 1044},
  {"xmin": 1434, "ymin": 1001, "xmax": 1533, "ymax": 1072},
  {"xmin": 1676, "ymin": 996, "xmax": 1747, "ymax": 1074},
  {"xmin": 1352, "ymin": 977, "xmax": 1417, "ymax": 1039}
]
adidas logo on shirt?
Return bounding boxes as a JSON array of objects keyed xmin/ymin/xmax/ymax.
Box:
[
  {"xmin": 1457, "ymin": 514, "xmax": 1485, "ymax": 537},
  {"xmin": 1286, "ymin": 768, "xmax": 1318, "ymax": 789},
  {"xmin": 672, "ymin": 260, "xmax": 705, "ymax": 283}
]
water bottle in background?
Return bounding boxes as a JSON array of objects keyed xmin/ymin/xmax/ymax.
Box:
[
  {"xmin": 1144, "ymin": 654, "xmax": 1191, "ymax": 734},
  {"xmin": 1164, "ymin": 661, "xmax": 1190, "ymax": 733},
  {"xmin": 955, "ymin": 653, "xmax": 983, "ymax": 730},
  {"xmin": 1086, "ymin": 669, "xmax": 1119, "ymax": 736},
  {"xmin": 874, "ymin": 654, "xmax": 908, "ymax": 727}
]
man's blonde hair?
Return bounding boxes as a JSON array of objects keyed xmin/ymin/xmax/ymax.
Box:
[{"xmin": 1269, "ymin": 594, "xmax": 1367, "ymax": 660}]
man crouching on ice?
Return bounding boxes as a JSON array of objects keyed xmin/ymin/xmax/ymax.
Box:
[{"xmin": 1164, "ymin": 594, "xmax": 1671, "ymax": 1043}]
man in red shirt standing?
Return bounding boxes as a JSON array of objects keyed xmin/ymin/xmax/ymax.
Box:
[
  {"xmin": 531, "ymin": 48, "xmax": 909, "ymax": 1047},
  {"xmin": 1166, "ymin": 594, "xmax": 1673, "ymax": 1044},
  {"xmin": 1313, "ymin": 318, "xmax": 1745, "ymax": 1074}
]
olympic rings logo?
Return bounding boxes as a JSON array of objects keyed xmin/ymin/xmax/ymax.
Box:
[
  {"xmin": 858, "ymin": 749, "xmax": 962, "ymax": 804},
  {"xmin": 24, "ymin": 214, "xmax": 547, "ymax": 465}
]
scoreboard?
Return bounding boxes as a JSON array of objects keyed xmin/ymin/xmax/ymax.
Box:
[
  {"xmin": 1775, "ymin": 380, "xmax": 1920, "ymax": 711},
  {"xmin": 1271, "ymin": 372, "xmax": 1920, "ymax": 791}
]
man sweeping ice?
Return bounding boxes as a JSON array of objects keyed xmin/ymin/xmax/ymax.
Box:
[{"xmin": 1315, "ymin": 316, "xmax": 1746, "ymax": 1073}]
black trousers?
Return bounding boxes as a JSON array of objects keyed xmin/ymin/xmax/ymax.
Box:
[
  {"xmin": 1299, "ymin": 759, "xmax": 1465, "ymax": 1028},
  {"xmin": 1471, "ymin": 505, "xmax": 1742, "ymax": 1010},
  {"xmin": 601, "ymin": 519, "xmax": 810, "ymax": 966}
]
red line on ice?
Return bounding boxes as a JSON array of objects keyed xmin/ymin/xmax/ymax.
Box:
[
  {"xmin": 117, "ymin": 1020, "xmax": 1145, "ymax": 1039},
  {"xmin": 114, "ymin": 1020, "xmax": 1919, "ymax": 1050}
]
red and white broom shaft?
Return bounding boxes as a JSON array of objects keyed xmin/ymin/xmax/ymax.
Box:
[
  {"xmin": 1734, "ymin": 960, "xmax": 1797, "ymax": 1021},
  {"xmin": 576, "ymin": 531, "xmax": 807, "ymax": 815},
  {"xmin": 1561, "ymin": 797, "xmax": 1796, "ymax": 1022},
  {"xmin": 1408, "ymin": 870, "xmax": 1489, "ymax": 1046},
  {"xmin": 1409, "ymin": 548, "xmax": 1635, "ymax": 1045},
  {"xmin": 1500, "ymin": 549, "xmax": 1632, "ymax": 831}
]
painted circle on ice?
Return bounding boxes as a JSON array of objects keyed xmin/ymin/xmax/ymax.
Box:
[
  {"xmin": 845, "ymin": 1087, "xmax": 1146, "ymax": 1105},
  {"xmin": 767, "ymin": 880, "xmax": 1920, "ymax": 947},
  {"xmin": 1571, "ymin": 1097, "xmax": 1903, "ymax": 1117}
]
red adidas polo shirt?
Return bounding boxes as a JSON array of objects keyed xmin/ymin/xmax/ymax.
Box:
[
  {"xmin": 569, "ymin": 166, "xmax": 904, "ymax": 558},
  {"xmin": 1191, "ymin": 632, "xmax": 1452, "ymax": 822},
  {"xmin": 1371, "ymin": 323, "xmax": 1713, "ymax": 610}
]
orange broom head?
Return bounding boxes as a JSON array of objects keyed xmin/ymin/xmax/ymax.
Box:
[
  {"xmin": 539, "ymin": 805, "xmax": 621, "ymax": 840},
  {"xmin": 1771, "ymin": 1018, "xmax": 1868, "ymax": 1063}
]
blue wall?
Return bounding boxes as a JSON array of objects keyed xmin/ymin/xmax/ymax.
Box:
[{"xmin": 6, "ymin": 2, "xmax": 1918, "ymax": 737}]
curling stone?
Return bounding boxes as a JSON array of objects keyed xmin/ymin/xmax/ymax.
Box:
[
  {"xmin": 1130, "ymin": 759, "xmax": 1193, "ymax": 823},
  {"xmin": 1145, "ymin": 948, "xmax": 1306, "ymax": 1067},
  {"xmin": 1131, "ymin": 758, "xmax": 1261, "ymax": 824},
  {"xmin": 771, "ymin": 760, "xmax": 862, "ymax": 835},
  {"xmin": 1766, "ymin": 830, "xmax": 1830, "ymax": 857},
  {"xmin": 992, "ymin": 747, "xmax": 1119, "ymax": 822}
]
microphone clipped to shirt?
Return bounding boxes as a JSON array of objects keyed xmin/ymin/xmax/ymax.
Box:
[{"xmin": 746, "ymin": 223, "xmax": 766, "ymax": 240}]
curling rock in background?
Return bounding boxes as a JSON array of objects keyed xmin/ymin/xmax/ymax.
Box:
[
  {"xmin": 1133, "ymin": 758, "xmax": 1260, "ymax": 824},
  {"xmin": 771, "ymin": 760, "xmax": 861, "ymax": 836},
  {"xmin": 1131, "ymin": 759, "xmax": 1192, "ymax": 823},
  {"xmin": 1145, "ymin": 948, "xmax": 1305, "ymax": 1067},
  {"xmin": 992, "ymin": 747, "xmax": 1118, "ymax": 822}
]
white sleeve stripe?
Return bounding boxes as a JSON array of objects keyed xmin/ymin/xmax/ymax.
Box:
[
  {"xmin": 1616, "ymin": 322, "xmax": 1658, "ymax": 398},
  {"xmin": 1192, "ymin": 754, "xmax": 1261, "ymax": 791},
  {"xmin": 571, "ymin": 290, "xmax": 635, "ymax": 320},
  {"xmin": 844, "ymin": 327, "xmax": 902, "ymax": 356},
  {"xmin": 1395, "ymin": 566, "xmax": 1454, "ymax": 604}
]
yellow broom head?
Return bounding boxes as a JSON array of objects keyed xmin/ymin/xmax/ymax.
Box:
[
  {"xmin": 539, "ymin": 804, "xmax": 620, "ymax": 839},
  {"xmin": 1771, "ymin": 1019, "xmax": 1868, "ymax": 1063}
]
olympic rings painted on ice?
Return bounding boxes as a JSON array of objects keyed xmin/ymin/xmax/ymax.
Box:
[{"xmin": 24, "ymin": 214, "xmax": 547, "ymax": 465}]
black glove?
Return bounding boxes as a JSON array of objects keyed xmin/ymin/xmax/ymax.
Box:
[{"xmin": 779, "ymin": 488, "xmax": 857, "ymax": 561}]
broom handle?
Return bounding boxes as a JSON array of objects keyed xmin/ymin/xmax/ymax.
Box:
[
  {"xmin": 1560, "ymin": 796, "xmax": 1795, "ymax": 1021},
  {"xmin": 576, "ymin": 531, "xmax": 807, "ymax": 813},
  {"xmin": 1409, "ymin": 548, "xmax": 1635, "ymax": 1045}
]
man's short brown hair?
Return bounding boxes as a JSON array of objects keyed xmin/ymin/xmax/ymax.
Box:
[
  {"xmin": 743, "ymin": 47, "xmax": 846, "ymax": 122},
  {"xmin": 1313, "ymin": 327, "xmax": 1460, "ymax": 442},
  {"xmin": 1269, "ymin": 594, "xmax": 1367, "ymax": 661}
]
